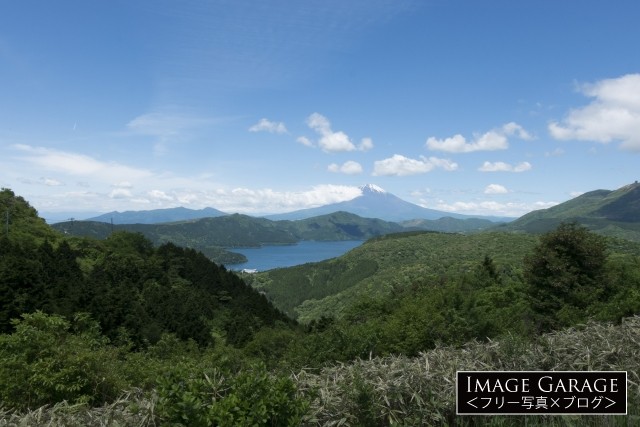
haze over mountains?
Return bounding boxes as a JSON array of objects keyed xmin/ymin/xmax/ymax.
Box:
[
  {"xmin": 266, "ymin": 184, "xmax": 511, "ymax": 222},
  {"xmin": 74, "ymin": 184, "xmax": 512, "ymax": 225},
  {"xmin": 86, "ymin": 206, "xmax": 227, "ymax": 225}
]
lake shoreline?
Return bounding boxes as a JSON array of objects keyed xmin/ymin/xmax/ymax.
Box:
[{"xmin": 227, "ymin": 240, "xmax": 364, "ymax": 272}]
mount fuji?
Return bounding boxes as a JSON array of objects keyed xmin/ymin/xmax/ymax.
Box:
[{"xmin": 266, "ymin": 184, "xmax": 509, "ymax": 222}]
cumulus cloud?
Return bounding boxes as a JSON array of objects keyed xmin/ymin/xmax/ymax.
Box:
[
  {"xmin": 328, "ymin": 160, "xmax": 363, "ymax": 175},
  {"xmin": 373, "ymin": 154, "xmax": 458, "ymax": 176},
  {"xmin": 549, "ymin": 74, "xmax": 640, "ymax": 151},
  {"xmin": 484, "ymin": 184, "xmax": 509, "ymax": 194},
  {"xmin": 426, "ymin": 122, "xmax": 532, "ymax": 153},
  {"xmin": 302, "ymin": 113, "xmax": 373, "ymax": 152},
  {"xmin": 478, "ymin": 161, "xmax": 532, "ymax": 172},
  {"xmin": 248, "ymin": 118, "xmax": 288, "ymax": 134}
]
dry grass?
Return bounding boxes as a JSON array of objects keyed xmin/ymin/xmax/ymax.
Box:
[
  {"xmin": 0, "ymin": 389, "xmax": 157, "ymax": 427},
  {"xmin": 2, "ymin": 317, "xmax": 639, "ymax": 426},
  {"xmin": 295, "ymin": 316, "xmax": 640, "ymax": 426}
]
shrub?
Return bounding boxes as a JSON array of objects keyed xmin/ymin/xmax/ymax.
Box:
[
  {"xmin": 0, "ymin": 311, "xmax": 126, "ymax": 410},
  {"xmin": 156, "ymin": 361, "xmax": 308, "ymax": 426}
]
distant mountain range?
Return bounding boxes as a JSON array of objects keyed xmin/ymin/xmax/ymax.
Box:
[
  {"xmin": 266, "ymin": 184, "xmax": 512, "ymax": 222},
  {"xmin": 47, "ymin": 181, "xmax": 640, "ymax": 268},
  {"xmin": 52, "ymin": 211, "xmax": 405, "ymax": 265},
  {"xmin": 85, "ymin": 206, "xmax": 227, "ymax": 224},
  {"xmin": 61, "ymin": 184, "xmax": 511, "ymax": 226},
  {"xmin": 496, "ymin": 182, "xmax": 640, "ymax": 240}
]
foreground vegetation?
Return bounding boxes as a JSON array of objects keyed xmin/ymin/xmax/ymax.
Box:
[
  {"xmin": 2, "ymin": 188, "xmax": 640, "ymax": 425},
  {"xmin": 1, "ymin": 317, "xmax": 638, "ymax": 425}
]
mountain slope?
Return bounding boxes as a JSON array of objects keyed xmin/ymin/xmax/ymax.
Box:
[
  {"xmin": 85, "ymin": 206, "xmax": 227, "ymax": 224},
  {"xmin": 400, "ymin": 216, "xmax": 496, "ymax": 233},
  {"xmin": 249, "ymin": 231, "xmax": 542, "ymax": 320},
  {"xmin": 52, "ymin": 211, "xmax": 403, "ymax": 264},
  {"xmin": 499, "ymin": 182, "xmax": 640, "ymax": 239},
  {"xmin": 1, "ymin": 189, "xmax": 294, "ymax": 350},
  {"xmin": 0, "ymin": 188, "xmax": 61, "ymax": 243},
  {"xmin": 266, "ymin": 184, "xmax": 511, "ymax": 222}
]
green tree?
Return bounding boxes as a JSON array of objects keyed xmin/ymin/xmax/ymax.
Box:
[
  {"xmin": 524, "ymin": 222, "xmax": 608, "ymax": 331},
  {"xmin": 0, "ymin": 311, "xmax": 126, "ymax": 409}
]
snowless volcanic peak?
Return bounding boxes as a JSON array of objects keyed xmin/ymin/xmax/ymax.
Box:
[{"xmin": 360, "ymin": 184, "xmax": 387, "ymax": 195}]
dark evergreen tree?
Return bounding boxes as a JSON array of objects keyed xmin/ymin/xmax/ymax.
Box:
[{"xmin": 524, "ymin": 222, "xmax": 608, "ymax": 331}]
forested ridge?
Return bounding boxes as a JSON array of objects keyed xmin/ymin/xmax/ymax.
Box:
[
  {"xmin": 1, "ymin": 188, "xmax": 640, "ymax": 425},
  {"xmin": 51, "ymin": 211, "xmax": 404, "ymax": 266}
]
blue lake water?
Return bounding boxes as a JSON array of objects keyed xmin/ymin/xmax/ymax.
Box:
[{"xmin": 228, "ymin": 240, "xmax": 364, "ymax": 272}]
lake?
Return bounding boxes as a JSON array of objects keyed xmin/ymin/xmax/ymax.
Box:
[{"xmin": 228, "ymin": 240, "xmax": 364, "ymax": 271}]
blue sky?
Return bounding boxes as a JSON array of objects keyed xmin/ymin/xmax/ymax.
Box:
[{"xmin": 1, "ymin": 0, "xmax": 639, "ymax": 220}]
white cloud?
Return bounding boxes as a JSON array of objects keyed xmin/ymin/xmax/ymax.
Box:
[
  {"xmin": 373, "ymin": 154, "xmax": 458, "ymax": 176},
  {"xmin": 113, "ymin": 181, "xmax": 133, "ymax": 188},
  {"xmin": 6, "ymin": 145, "xmax": 368, "ymax": 214},
  {"xmin": 426, "ymin": 122, "xmax": 532, "ymax": 153},
  {"xmin": 303, "ymin": 113, "xmax": 371, "ymax": 152},
  {"xmin": 148, "ymin": 190, "xmax": 173, "ymax": 201},
  {"xmin": 12, "ymin": 144, "xmax": 153, "ymax": 181},
  {"xmin": 426, "ymin": 199, "xmax": 558, "ymax": 217},
  {"xmin": 307, "ymin": 113, "xmax": 355, "ymax": 152},
  {"xmin": 478, "ymin": 161, "xmax": 532, "ymax": 172},
  {"xmin": 328, "ymin": 160, "xmax": 363, "ymax": 175},
  {"xmin": 502, "ymin": 122, "xmax": 534, "ymax": 140},
  {"xmin": 484, "ymin": 184, "xmax": 509, "ymax": 194},
  {"xmin": 109, "ymin": 188, "xmax": 132, "ymax": 199},
  {"xmin": 359, "ymin": 137, "xmax": 374, "ymax": 151},
  {"xmin": 249, "ymin": 118, "xmax": 288, "ymax": 134},
  {"xmin": 209, "ymin": 184, "xmax": 362, "ymax": 213},
  {"xmin": 43, "ymin": 178, "xmax": 63, "ymax": 187},
  {"xmin": 296, "ymin": 136, "xmax": 314, "ymax": 147},
  {"xmin": 569, "ymin": 191, "xmax": 584, "ymax": 198},
  {"xmin": 549, "ymin": 74, "xmax": 640, "ymax": 151}
]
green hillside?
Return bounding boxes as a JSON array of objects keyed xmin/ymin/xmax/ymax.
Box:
[
  {"xmin": 251, "ymin": 226, "xmax": 640, "ymax": 322},
  {"xmin": 3, "ymin": 189, "xmax": 640, "ymax": 425},
  {"xmin": 499, "ymin": 182, "xmax": 640, "ymax": 239},
  {"xmin": 52, "ymin": 211, "xmax": 403, "ymax": 264},
  {"xmin": 249, "ymin": 231, "xmax": 541, "ymax": 321},
  {"xmin": 0, "ymin": 188, "xmax": 61, "ymax": 244},
  {"xmin": 400, "ymin": 216, "xmax": 497, "ymax": 233}
]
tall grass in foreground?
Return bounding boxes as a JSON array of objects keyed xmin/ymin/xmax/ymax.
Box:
[
  {"xmin": 297, "ymin": 316, "xmax": 640, "ymax": 426},
  {"xmin": 2, "ymin": 317, "xmax": 639, "ymax": 426}
]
